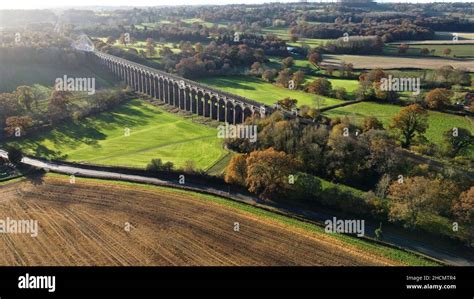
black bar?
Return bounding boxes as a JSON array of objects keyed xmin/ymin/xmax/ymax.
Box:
[{"xmin": 0, "ymin": 267, "xmax": 472, "ymax": 298}]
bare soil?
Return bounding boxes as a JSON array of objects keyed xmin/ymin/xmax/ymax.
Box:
[{"xmin": 0, "ymin": 177, "xmax": 400, "ymax": 266}]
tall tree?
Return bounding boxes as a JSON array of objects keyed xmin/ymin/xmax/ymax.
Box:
[
  {"xmin": 453, "ymin": 187, "xmax": 474, "ymax": 226},
  {"xmin": 308, "ymin": 52, "xmax": 322, "ymax": 68},
  {"xmin": 282, "ymin": 56, "xmax": 294, "ymax": 68},
  {"xmin": 306, "ymin": 78, "xmax": 332, "ymax": 96},
  {"xmin": 4, "ymin": 116, "xmax": 33, "ymax": 137},
  {"xmin": 291, "ymin": 71, "xmax": 305, "ymax": 89},
  {"xmin": 15, "ymin": 86, "xmax": 34, "ymax": 111},
  {"xmin": 245, "ymin": 148, "xmax": 299, "ymax": 200},
  {"xmin": 389, "ymin": 104, "xmax": 428, "ymax": 148},
  {"xmin": 47, "ymin": 90, "xmax": 71, "ymax": 125},
  {"xmin": 388, "ymin": 176, "xmax": 440, "ymax": 228},
  {"xmin": 225, "ymin": 154, "xmax": 248, "ymax": 186},
  {"xmin": 443, "ymin": 128, "xmax": 473, "ymax": 157},
  {"xmin": 275, "ymin": 69, "xmax": 292, "ymax": 88}
]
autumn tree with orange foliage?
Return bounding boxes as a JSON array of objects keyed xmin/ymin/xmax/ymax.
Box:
[
  {"xmin": 453, "ymin": 187, "xmax": 474, "ymax": 227},
  {"xmin": 452, "ymin": 187, "xmax": 474, "ymax": 245},
  {"xmin": 245, "ymin": 148, "xmax": 299, "ymax": 200},
  {"xmin": 424, "ymin": 88, "xmax": 452, "ymax": 110},
  {"xmin": 363, "ymin": 116, "xmax": 384, "ymax": 132},
  {"xmin": 4, "ymin": 116, "xmax": 33, "ymax": 137},
  {"xmin": 388, "ymin": 176, "xmax": 439, "ymax": 227},
  {"xmin": 224, "ymin": 154, "xmax": 248, "ymax": 187}
]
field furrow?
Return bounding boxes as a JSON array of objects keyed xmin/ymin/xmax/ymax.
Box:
[{"xmin": 0, "ymin": 176, "xmax": 402, "ymax": 266}]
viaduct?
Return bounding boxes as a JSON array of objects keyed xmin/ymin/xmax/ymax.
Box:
[{"xmin": 90, "ymin": 51, "xmax": 274, "ymax": 124}]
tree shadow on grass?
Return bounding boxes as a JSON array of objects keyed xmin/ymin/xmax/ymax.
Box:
[
  {"xmin": 34, "ymin": 144, "xmax": 68, "ymax": 160},
  {"xmin": 11, "ymin": 100, "xmax": 163, "ymax": 160},
  {"xmin": 24, "ymin": 170, "xmax": 46, "ymax": 186},
  {"xmin": 78, "ymin": 100, "xmax": 157, "ymax": 132},
  {"xmin": 326, "ymin": 110, "xmax": 365, "ymax": 119}
]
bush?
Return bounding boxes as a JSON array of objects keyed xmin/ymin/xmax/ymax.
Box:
[
  {"xmin": 289, "ymin": 173, "xmax": 322, "ymax": 201},
  {"xmin": 375, "ymin": 223, "xmax": 383, "ymax": 240},
  {"xmin": 6, "ymin": 146, "xmax": 23, "ymax": 165},
  {"xmin": 146, "ymin": 158, "xmax": 174, "ymax": 172},
  {"xmin": 333, "ymin": 87, "xmax": 348, "ymax": 100}
]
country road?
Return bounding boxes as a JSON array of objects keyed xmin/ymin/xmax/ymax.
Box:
[{"xmin": 1, "ymin": 149, "xmax": 473, "ymax": 266}]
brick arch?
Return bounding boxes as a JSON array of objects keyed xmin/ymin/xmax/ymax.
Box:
[
  {"xmin": 218, "ymin": 98, "xmax": 227, "ymax": 122},
  {"xmin": 234, "ymin": 104, "xmax": 244, "ymax": 124}
]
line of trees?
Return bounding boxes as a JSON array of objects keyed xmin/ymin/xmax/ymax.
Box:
[
  {"xmin": 224, "ymin": 111, "xmax": 473, "ymax": 245},
  {"xmin": 0, "ymin": 86, "xmax": 132, "ymax": 140}
]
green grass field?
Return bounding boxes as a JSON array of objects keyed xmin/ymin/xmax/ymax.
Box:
[
  {"xmin": 304, "ymin": 75, "xmax": 359, "ymax": 94},
  {"xmin": 384, "ymin": 44, "xmax": 474, "ymax": 58},
  {"xmin": 198, "ymin": 75, "xmax": 344, "ymax": 108},
  {"xmin": 0, "ymin": 63, "xmax": 115, "ymax": 93},
  {"xmin": 5, "ymin": 99, "xmax": 227, "ymax": 170},
  {"xmin": 137, "ymin": 19, "xmax": 229, "ymax": 28},
  {"xmin": 262, "ymin": 27, "xmax": 333, "ymax": 48},
  {"xmin": 323, "ymin": 102, "xmax": 474, "ymax": 146},
  {"xmin": 96, "ymin": 38, "xmax": 182, "ymax": 59}
]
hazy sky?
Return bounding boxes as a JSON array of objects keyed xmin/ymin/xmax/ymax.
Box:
[{"xmin": 0, "ymin": 0, "xmax": 472, "ymax": 10}]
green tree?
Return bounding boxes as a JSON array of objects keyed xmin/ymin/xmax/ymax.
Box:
[
  {"xmin": 6, "ymin": 146, "xmax": 23, "ymax": 165},
  {"xmin": 443, "ymin": 128, "xmax": 473, "ymax": 157},
  {"xmin": 277, "ymin": 98, "xmax": 298, "ymax": 110},
  {"xmin": 146, "ymin": 158, "xmax": 174, "ymax": 172},
  {"xmin": 389, "ymin": 104, "xmax": 428, "ymax": 148}
]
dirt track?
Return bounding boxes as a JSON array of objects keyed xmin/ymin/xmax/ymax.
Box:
[{"xmin": 0, "ymin": 177, "xmax": 399, "ymax": 266}]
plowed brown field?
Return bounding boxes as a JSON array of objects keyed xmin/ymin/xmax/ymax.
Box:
[{"xmin": 0, "ymin": 176, "xmax": 400, "ymax": 266}]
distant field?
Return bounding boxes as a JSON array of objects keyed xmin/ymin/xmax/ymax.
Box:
[
  {"xmin": 322, "ymin": 54, "xmax": 474, "ymax": 71},
  {"xmin": 95, "ymin": 37, "xmax": 181, "ymax": 59},
  {"xmin": 305, "ymin": 75, "xmax": 359, "ymax": 94},
  {"xmin": 323, "ymin": 101, "xmax": 474, "ymax": 146},
  {"xmin": 5, "ymin": 99, "xmax": 226, "ymax": 170},
  {"xmin": 198, "ymin": 75, "xmax": 344, "ymax": 108},
  {"xmin": 138, "ymin": 19, "xmax": 229, "ymax": 28},
  {"xmin": 384, "ymin": 44, "xmax": 474, "ymax": 58},
  {"xmin": 0, "ymin": 63, "xmax": 115, "ymax": 93},
  {"xmin": 0, "ymin": 175, "xmax": 434, "ymax": 266},
  {"xmin": 182, "ymin": 18, "xmax": 229, "ymax": 28},
  {"xmin": 262, "ymin": 27, "xmax": 333, "ymax": 48}
]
